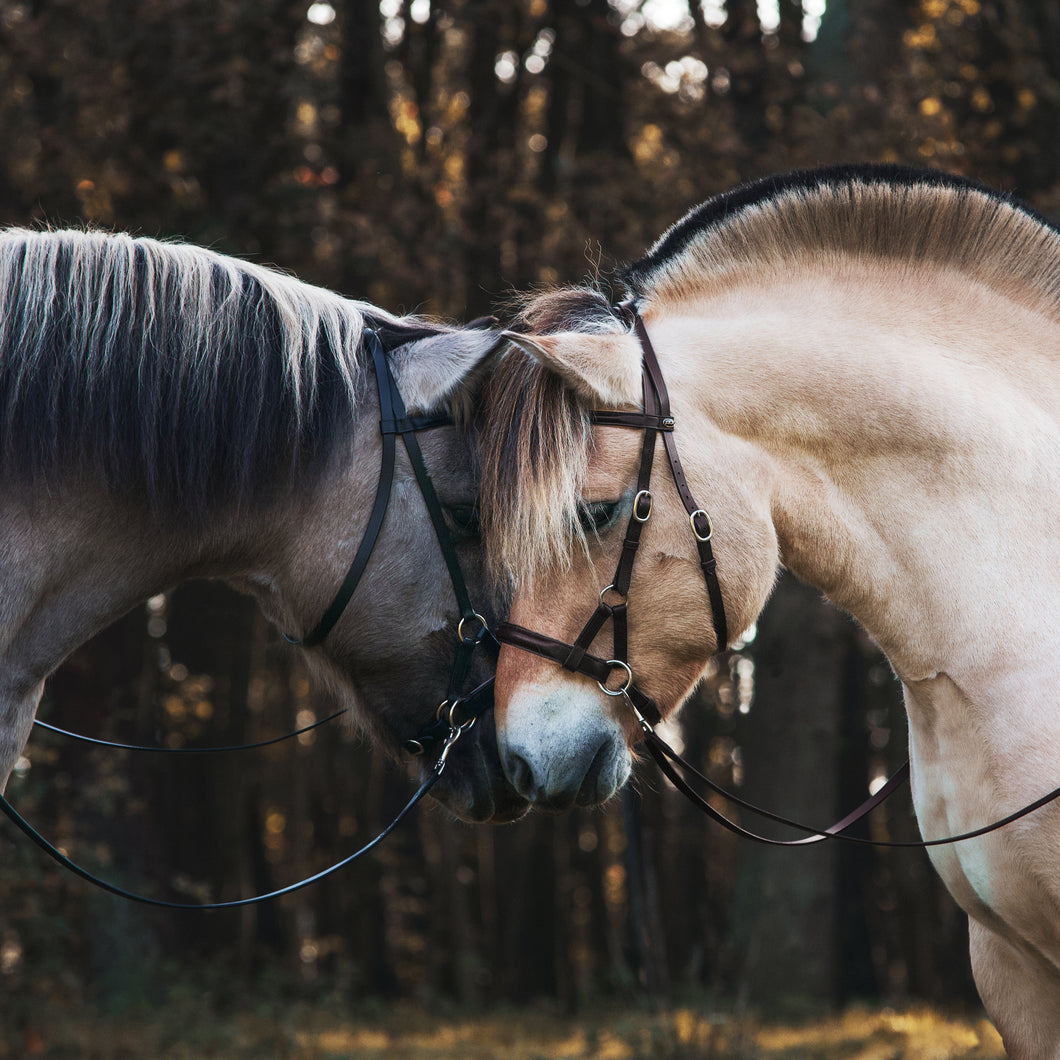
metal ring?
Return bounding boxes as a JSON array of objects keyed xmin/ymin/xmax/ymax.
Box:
[
  {"xmin": 633, "ymin": 489, "xmax": 653, "ymax": 523},
  {"xmin": 690, "ymin": 509, "xmax": 713, "ymax": 542},
  {"xmin": 598, "ymin": 659, "xmax": 633, "ymax": 697},
  {"xmin": 435, "ymin": 700, "xmax": 451, "ymax": 722},
  {"xmin": 447, "ymin": 700, "xmax": 477, "ymax": 732},
  {"xmin": 457, "ymin": 612, "xmax": 488, "ymax": 643},
  {"xmin": 598, "ymin": 583, "xmax": 627, "ymax": 608}
]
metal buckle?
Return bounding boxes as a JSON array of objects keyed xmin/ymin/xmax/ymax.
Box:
[
  {"xmin": 598, "ymin": 659, "xmax": 633, "ymax": 697},
  {"xmin": 690, "ymin": 509, "xmax": 713, "ymax": 542},
  {"xmin": 633, "ymin": 489, "xmax": 653, "ymax": 523}
]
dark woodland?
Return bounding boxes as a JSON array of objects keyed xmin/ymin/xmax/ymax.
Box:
[{"xmin": 1, "ymin": 0, "xmax": 1058, "ymax": 1048}]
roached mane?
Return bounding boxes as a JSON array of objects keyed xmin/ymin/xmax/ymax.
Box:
[
  {"xmin": 478, "ymin": 287, "xmax": 630, "ymax": 582},
  {"xmin": 623, "ymin": 164, "xmax": 1060, "ymax": 318},
  {"xmin": 480, "ymin": 164, "xmax": 1060, "ymax": 582}
]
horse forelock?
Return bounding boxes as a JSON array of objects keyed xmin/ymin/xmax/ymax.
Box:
[
  {"xmin": 480, "ymin": 287, "xmax": 628, "ymax": 583},
  {"xmin": 0, "ymin": 227, "xmax": 413, "ymax": 514},
  {"xmin": 622, "ymin": 165, "xmax": 1060, "ymax": 319}
]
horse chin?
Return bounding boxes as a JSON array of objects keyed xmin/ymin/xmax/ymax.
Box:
[
  {"xmin": 431, "ymin": 776, "xmax": 531, "ymax": 823},
  {"xmin": 426, "ymin": 714, "xmax": 531, "ymax": 823}
]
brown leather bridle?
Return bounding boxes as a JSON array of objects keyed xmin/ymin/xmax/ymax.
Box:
[
  {"xmin": 494, "ymin": 304, "xmax": 1060, "ymax": 848},
  {"xmin": 496, "ymin": 302, "xmax": 727, "ymax": 732}
]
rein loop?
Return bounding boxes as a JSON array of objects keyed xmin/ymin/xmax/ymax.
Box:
[{"xmin": 0, "ymin": 723, "xmax": 468, "ymax": 909}]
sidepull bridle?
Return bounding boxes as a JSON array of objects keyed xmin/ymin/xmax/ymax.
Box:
[
  {"xmin": 286, "ymin": 322, "xmax": 499, "ymax": 757},
  {"xmin": 497, "ymin": 303, "xmax": 727, "ymax": 731},
  {"xmin": 496, "ymin": 304, "xmax": 1060, "ymax": 849}
]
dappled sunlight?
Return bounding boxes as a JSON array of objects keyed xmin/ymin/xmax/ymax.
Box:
[
  {"xmin": 2, "ymin": 1002, "xmax": 1004, "ymax": 1059},
  {"xmin": 289, "ymin": 1005, "xmax": 1005, "ymax": 1059},
  {"xmin": 754, "ymin": 1007, "xmax": 1004, "ymax": 1059}
]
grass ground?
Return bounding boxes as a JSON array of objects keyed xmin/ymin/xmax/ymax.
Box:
[{"xmin": 0, "ymin": 1000, "xmax": 1005, "ymax": 1059}]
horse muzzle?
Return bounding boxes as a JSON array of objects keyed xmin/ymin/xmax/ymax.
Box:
[{"xmin": 496, "ymin": 681, "xmax": 632, "ymax": 812}]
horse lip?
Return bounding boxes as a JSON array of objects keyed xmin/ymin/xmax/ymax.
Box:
[
  {"xmin": 430, "ymin": 770, "xmax": 530, "ymax": 822},
  {"xmin": 576, "ymin": 740, "xmax": 623, "ymax": 805}
]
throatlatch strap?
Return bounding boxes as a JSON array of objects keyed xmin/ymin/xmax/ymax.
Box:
[
  {"xmin": 633, "ymin": 312, "xmax": 728, "ymax": 651},
  {"xmin": 297, "ymin": 330, "xmax": 493, "ymax": 645},
  {"xmin": 384, "ymin": 360, "xmax": 479, "ymax": 624}
]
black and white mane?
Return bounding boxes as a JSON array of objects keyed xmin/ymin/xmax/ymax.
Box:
[{"xmin": 0, "ymin": 229, "xmax": 407, "ymax": 513}]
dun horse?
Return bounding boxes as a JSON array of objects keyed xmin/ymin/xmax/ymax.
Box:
[
  {"xmin": 480, "ymin": 166, "xmax": 1060, "ymax": 1055},
  {"xmin": 0, "ymin": 228, "xmax": 525, "ymax": 828}
]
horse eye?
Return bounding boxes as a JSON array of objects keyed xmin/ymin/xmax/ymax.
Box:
[
  {"xmin": 577, "ymin": 501, "xmax": 622, "ymax": 535},
  {"xmin": 446, "ymin": 504, "xmax": 481, "ymax": 538}
]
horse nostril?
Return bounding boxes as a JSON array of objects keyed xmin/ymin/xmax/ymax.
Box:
[
  {"xmin": 504, "ymin": 750, "xmax": 536, "ymax": 798},
  {"xmin": 577, "ymin": 737, "xmax": 626, "ymax": 805}
]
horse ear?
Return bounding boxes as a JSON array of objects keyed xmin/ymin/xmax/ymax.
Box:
[
  {"xmin": 389, "ymin": 329, "xmax": 505, "ymax": 413},
  {"xmin": 502, "ymin": 331, "xmax": 643, "ymax": 407}
]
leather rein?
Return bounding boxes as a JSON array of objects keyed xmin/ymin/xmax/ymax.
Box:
[
  {"xmin": 496, "ymin": 303, "xmax": 1060, "ymax": 849},
  {"xmin": 1, "ymin": 322, "xmax": 498, "ymax": 908}
]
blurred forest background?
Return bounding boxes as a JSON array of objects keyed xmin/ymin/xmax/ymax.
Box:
[{"xmin": 2, "ymin": 0, "xmax": 1059, "ymax": 1050}]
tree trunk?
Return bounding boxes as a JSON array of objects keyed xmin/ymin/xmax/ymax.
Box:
[{"xmin": 729, "ymin": 573, "xmax": 848, "ymax": 1012}]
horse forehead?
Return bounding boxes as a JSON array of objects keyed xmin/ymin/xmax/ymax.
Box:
[
  {"xmin": 585, "ymin": 427, "xmax": 642, "ymax": 492},
  {"xmin": 416, "ymin": 427, "xmax": 478, "ymax": 486}
]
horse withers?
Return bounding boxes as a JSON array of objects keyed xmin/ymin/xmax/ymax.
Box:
[
  {"xmin": 0, "ymin": 228, "xmax": 526, "ymax": 825},
  {"xmin": 479, "ymin": 166, "xmax": 1060, "ymax": 1055}
]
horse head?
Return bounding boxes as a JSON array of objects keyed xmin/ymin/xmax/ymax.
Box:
[
  {"xmin": 478, "ymin": 290, "xmax": 778, "ymax": 812},
  {"xmin": 0, "ymin": 230, "xmax": 527, "ymax": 823}
]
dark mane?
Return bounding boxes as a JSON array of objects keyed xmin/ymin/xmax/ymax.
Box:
[
  {"xmin": 0, "ymin": 229, "xmax": 426, "ymax": 514},
  {"xmin": 622, "ymin": 163, "xmax": 1060, "ymax": 298}
]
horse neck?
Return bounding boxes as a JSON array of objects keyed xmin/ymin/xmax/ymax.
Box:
[
  {"xmin": 648, "ymin": 261, "xmax": 1060, "ymax": 688},
  {"xmin": 0, "ymin": 445, "xmax": 361, "ymax": 688}
]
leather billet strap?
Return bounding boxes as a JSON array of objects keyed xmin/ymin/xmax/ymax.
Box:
[{"xmin": 295, "ymin": 334, "xmax": 398, "ymax": 647}]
